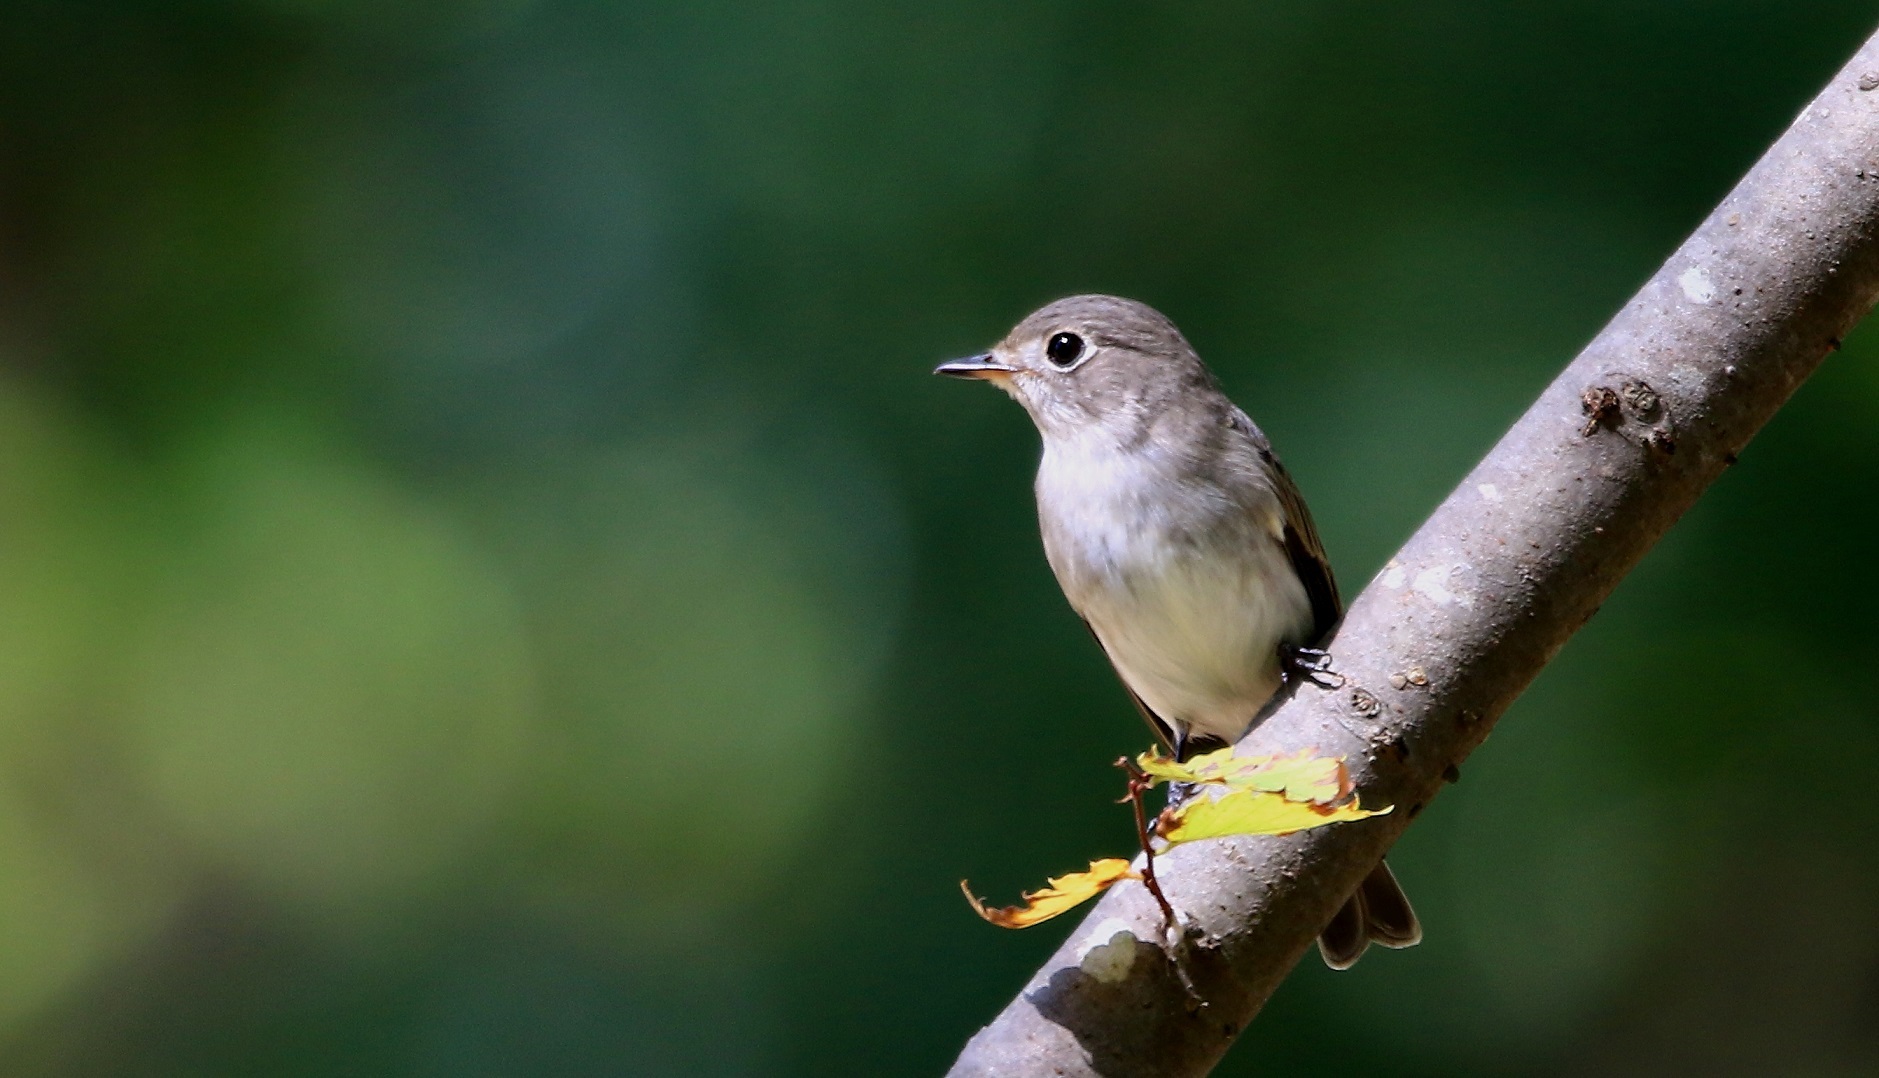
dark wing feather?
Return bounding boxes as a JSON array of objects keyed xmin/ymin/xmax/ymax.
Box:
[
  {"xmin": 1247, "ymin": 427, "xmax": 1342, "ymax": 641},
  {"xmin": 1225, "ymin": 409, "xmax": 1345, "ymax": 638}
]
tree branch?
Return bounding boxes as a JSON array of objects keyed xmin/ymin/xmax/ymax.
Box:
[{"xmin": 950, "ymin": 25, "xmax": 1879, "ymax": 1078}]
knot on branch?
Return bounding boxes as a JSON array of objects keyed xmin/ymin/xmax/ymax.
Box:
[{"xmin": 1580, "ymin": 384, "xmax": 1622, "ymax": 436}]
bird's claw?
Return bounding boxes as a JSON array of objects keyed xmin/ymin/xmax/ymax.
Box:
[
  {"xmin": 1165, "ymin": 779, "xmax": 1199, "ymax": 811},
  {"xmin": 1279, "ymin": 643, "xmax": 1344, "ymax": 689}
]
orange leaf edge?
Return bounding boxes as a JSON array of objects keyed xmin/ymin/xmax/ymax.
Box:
[{"xmin": 960, "ymin": 858, "xmax": 1142, "ymax": 929}]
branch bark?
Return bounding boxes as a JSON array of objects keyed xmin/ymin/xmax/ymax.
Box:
[{"xmin": 950, "ymin": 26, "xmax": 1879, "ymax": 1078}]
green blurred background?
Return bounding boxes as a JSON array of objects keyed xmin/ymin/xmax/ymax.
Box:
[{"xmin": 2, "ymin": 2, "xmax": 1877, "ymax": 1074}]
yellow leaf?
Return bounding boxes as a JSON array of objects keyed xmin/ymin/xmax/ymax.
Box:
[
  {"xmin": 961, "ymin": 858, "xmax": 1140, "ymax": 928},
  {"xmin": 1157, "ymin": 786, "xmax": 1390, "ymax": 847},
  {"xmin": 1136, "ymin": 746, "xmax": 1353, "ymax": 804}
]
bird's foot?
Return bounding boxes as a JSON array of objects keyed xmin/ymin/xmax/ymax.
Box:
[
  {"xmin": 1165, "ymin": 779, "xmax": 1200, "ymax": 811},
  {"xmin": 1278, "ymin": 643, "xmax": 1344, "ymax": 689}
]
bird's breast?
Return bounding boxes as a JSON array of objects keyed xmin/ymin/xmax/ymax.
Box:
[{"xmin": 1035, "ymin": 437, "xmax": 1314, "ymax": 742}]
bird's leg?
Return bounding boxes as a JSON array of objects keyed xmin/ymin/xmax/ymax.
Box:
[
  {"xmin": 1164, "ymin": 728, "xmax": 1198, "ymax": 809},
  {"xmin": 1278, "ymin": 642, "xmax": 1344, "ymax": 689}
]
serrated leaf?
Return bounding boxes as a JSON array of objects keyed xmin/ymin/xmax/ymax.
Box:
[
  {"xmin": 1156, "ymin": 786, "xmax": 1390, "ymax": 847},
  {"xmin": 1136, "ymin": 746, "xmax": 1353, "ymax": 804},
  {"xmin": 961, "ymin": 858, "xmax": 1140, "ymax": 929}
]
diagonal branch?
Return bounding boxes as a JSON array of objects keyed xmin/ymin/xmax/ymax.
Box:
[{"xmin": 950, "ymin": 24, "xmax": 1879, "ymax": 1078}]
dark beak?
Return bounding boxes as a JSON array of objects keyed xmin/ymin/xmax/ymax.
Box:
[{"xmin": 933, "ymin": 353, "xmax": 1014, "ymax": 380}]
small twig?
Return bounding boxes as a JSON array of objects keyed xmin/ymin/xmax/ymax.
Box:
[
  {"xmin": 1114, "ymin": 756, "xmax": 1178, "ymax": 936},
  {"xmin": 1117, "ymin": 757, "xmax": 1207, "ymax": 1011}
]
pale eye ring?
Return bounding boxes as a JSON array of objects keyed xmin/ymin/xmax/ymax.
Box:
[{"xmin": 1045, "ymin": 332, "xmax": 1084, "ymax": 368}]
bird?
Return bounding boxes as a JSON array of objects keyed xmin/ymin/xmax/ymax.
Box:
[{"xmin": 935, "ymin": 294, "xmax": 1419, "ymax": 969}]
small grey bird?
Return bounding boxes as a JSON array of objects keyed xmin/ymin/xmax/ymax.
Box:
[{"xmin": 936, "ymin": 294, "xmax": 1419, "ymax": 968}]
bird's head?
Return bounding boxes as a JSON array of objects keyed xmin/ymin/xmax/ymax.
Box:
[{"xmin": 935, "ymin": 294, "xmax": 1219, "ymax": 442}]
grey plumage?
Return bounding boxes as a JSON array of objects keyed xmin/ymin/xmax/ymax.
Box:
[{"xmin": 937, "ymin": 294, "xmax": 1419, "ymax": 969}]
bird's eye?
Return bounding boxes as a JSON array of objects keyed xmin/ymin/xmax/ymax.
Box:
[{"xmin": 1045, "ymin": 332, "xmax": 1084, "ymax": 368}]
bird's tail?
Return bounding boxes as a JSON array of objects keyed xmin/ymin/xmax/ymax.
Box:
[{"xmin": 1317, "ymin": 860, "xmax": 1421, "ymax": 970}]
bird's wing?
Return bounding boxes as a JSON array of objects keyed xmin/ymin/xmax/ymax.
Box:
[
  {"xmin": 1229, "ymin": 409, "xmax": 1343, "ymax": 640},
  {"xmin": 1273, "ymin": 467, "xmax": 1343, "ymax": 640}
]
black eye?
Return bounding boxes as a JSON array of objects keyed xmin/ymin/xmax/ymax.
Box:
[{"xmin": 1045, "ymin": 332, "xmax": 1084, "ymax": 368}]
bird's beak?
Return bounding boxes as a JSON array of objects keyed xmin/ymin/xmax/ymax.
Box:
[{"xmin": 933, "ymin": 353, "xmax": 1014, "ymax": 381}]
